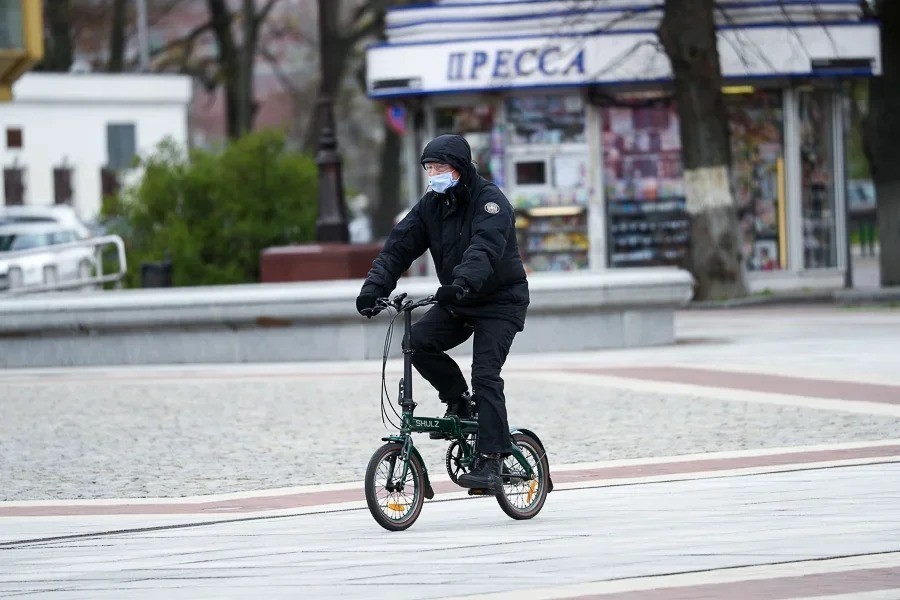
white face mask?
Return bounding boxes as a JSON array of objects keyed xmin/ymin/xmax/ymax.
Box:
[{"xmin": 428, "ymin": 171, "xmax": 458, "ymax": 193}]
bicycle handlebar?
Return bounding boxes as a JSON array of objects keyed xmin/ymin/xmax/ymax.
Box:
[{"xmin": 363, "ymin": 293, "xmax": 437, "ymax": 318}]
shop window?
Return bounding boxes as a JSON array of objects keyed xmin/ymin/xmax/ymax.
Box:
[
  {"xmin": 506, "ymin": 95, "xmax": 586, "ymax": 145},
  {"xmin": 506, "ymin": 94, "xmax": 589, "ymax": 272},
  {"xmin": 798, "ymin": 89, "xmax": 837, "ymax": 269},
  {"xmin": 434, "ymin": 104, "xmax": 496, "ymax": 181},
  {"xmin": 602, "ymin": 103, "xmax": 689, "ymax": 268},
  {"xmin": 727, "ymin": 90, "xmax": 785, "ymax": 272},
  {"xmin": 3, "ymin": 168, "xmax": 25, "ymax": 205}
]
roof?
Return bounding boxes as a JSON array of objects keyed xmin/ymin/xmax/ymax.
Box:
[
  {"xmin": 11, "ymin": 73, "xmax": 193, "ymax": 105},
  {"xmin": 384, "ymin": 0, "xmax": 872, "ymax": 44},
  {"xmin": 366, "ymin": 0, "xmax": 880, "ymax": 98}
]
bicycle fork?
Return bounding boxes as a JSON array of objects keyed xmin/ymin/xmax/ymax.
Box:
[{"xmin": 381, "ymin": 432, "xmax": 436, "ymax": 499}]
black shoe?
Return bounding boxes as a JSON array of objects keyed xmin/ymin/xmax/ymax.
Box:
[
  {"xmin": 430, "ymin": 392, "xmax": 474, "ymax": 439},
  {"xmin": 457, "ymin": 454, "xmax": 501, "ymax": 490}
]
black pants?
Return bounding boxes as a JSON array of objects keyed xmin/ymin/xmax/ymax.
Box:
[{"xmin": 408, "ymin": 306, "xmax": 521, "ymax": 454}]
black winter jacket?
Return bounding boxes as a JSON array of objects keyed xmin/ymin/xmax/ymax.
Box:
[{"xmin": 361, "ymin": 134, "xmax": 529, "ymax": 326}]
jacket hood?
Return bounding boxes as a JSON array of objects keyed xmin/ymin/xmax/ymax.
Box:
[{"xmin": 420, "ymin": 135, "xmax": 474, "ymax": 179}]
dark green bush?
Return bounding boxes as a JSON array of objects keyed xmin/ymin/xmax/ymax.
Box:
[{"xmin": 106, "ymin": 131, "xmax": 318, "ymax": 287}]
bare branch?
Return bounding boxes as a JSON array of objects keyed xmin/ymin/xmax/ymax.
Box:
[
  {"xmin": 860, "ymin": 0, "xmax": 876, "ymax": 18},
  {"xmin": 147, "ymin": 0, "xmax": 188, "ymax": 27},
  {"xmin": 350, "ymin": 0, "xmax": 394, "ymax": 29},
  {"xmin": 345, "ymin": 12, "xmax": 386, "ymax": 45},
  {"xmin": 259, "ymin": 44, "xmax": 302, "ymax": 96},
  {"xmin": 807, "ymin": 0, "xmax": 840, "ymax": 55},
  {"xmin": 589, "ymin": 38, "xmax": 664, "ymax": 80},
  {"xmin": 586, "ymin": 6, "xmax": 652, "ymax": 35},
  {"xmin": 255, "ymin": 0, "xmax": 281, "ymax": 28},
  {"xmin": 714, "ymin": 2, "xmax": 777, "ymax": 74},
  {"xmin": 775, "ymin": 0, "xmax": 812, "ymax": 60},
  {"xmin": 150, "ymin": 21, "xmax": 213, "ymax": 59}
]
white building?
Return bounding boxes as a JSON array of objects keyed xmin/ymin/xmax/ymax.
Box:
[
  {"xmin": 1, "ymin": 73, "xmax": 192, "ymax": 222},
  {"xmin": 366, "ymin": 0, "xmax": 881, "ymax": 292}
]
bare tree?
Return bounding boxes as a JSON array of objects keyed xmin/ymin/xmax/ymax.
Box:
[
  {"xmin": 107, "ymin": 0, "xmax": 127, "ymax": 72},
  {"xmin": 206, "ymin": 0, "xmax": 279, "ymax": 139},
  {"xmin": 303, "ymin": 0, "xmax": 401, "ymax": 153},
  {"xmin": 659, "ymin": 0, "xmax": 747, "ymax": 300},
  {"xmin": 302, "ymin": 0, "xmax": 419, "ymax": 238},
  {"xmin": 34, "ymin": 0, "xmax": 74, "ymax": 72},
  {"xmin": 864, "ymin": 0, "xmax": 900, "ymax": 285}
]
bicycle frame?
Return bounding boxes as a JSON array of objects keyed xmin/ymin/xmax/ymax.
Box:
[{"xmin": 378, "ymin": 294, "xmax": 535, "ymax": 491}]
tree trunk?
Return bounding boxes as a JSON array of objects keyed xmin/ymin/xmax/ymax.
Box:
[
  {"xmin": 108, "ymin": 0, "xmax": 128, "ymax": 72},
  {"xmin": 867, "ymin": 0, "xmax": 900, "ymax": 286},
  {"xmin": 238, "ymin": 0, "xmax": 258, "ymax": 134},
  {"xmin": 374, "ymin": 118, "xmax": 403, "ymax": 237},
  {"xmin": 659, "ymin": 0, "xmax": 747, "ymax": 301},
  {"xmin": 38, "ymin": 0, "xmax": 74, "ymax": 72},
  {"xmin": 304, "ymin": 0, "xmax": 348, "ymax": 154},
  {"xmin": 207, "ymin": 0, "xmax": 244, "ymax": 139}
]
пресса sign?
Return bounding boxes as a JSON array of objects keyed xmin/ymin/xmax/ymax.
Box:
[{"xmin": 446, "ymin": 46, "xmax": 586, "ymax": 81}]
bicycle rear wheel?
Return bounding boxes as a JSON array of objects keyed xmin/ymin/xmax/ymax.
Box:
[
  {"xmin": 364, "ymin": 443, "xmax": 425, "ymax": 531},
  {"xmin": 496, "ymin": 432, "xmax": 549, "ymax": 520}
]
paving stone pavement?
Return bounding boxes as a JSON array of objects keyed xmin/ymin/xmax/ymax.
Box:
[
  {"xmin": 1, "ymin": 305, "xmax": 899, "ymax": 599},
  {"xmin": 0, "ymin": 306, "xmax": 898, "ymax": 502},
  {"xmin": 3, "ymin": 374, "xmax": 900, "ymax": 501},
  {"xmin": 1, "ymin": 460, "xmax": 898, "ymax": 599}
]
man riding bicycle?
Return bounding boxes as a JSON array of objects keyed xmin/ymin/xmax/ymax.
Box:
[{"xmin": 356, "ymin": 134, "xmax": 529, "ymax": 491}]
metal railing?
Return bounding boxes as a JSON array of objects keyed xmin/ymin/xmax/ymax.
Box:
[{"xmin": 0, "ymin": 235, "xmax": 128, "ymax": 296}]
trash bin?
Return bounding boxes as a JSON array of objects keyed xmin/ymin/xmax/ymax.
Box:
[{"xmin": 140, "ymin": 260, "xmax": 172, "ymax": 288}]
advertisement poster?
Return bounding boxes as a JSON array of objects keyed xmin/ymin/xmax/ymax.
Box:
[
  {"xmin": 727, "ymin": 91, "xmax": 784, "ymax": 271},
  {"xmin": 601, "ymin": 103, "xmax": 689, "ymax": 268}
]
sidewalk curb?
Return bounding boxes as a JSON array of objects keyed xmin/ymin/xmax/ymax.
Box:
[{"xmin": 688, "ymin": 287, "xmax": 900, "ymax": 309}]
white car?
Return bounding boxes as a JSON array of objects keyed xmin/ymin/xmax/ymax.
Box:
[
  {"xmin": 0, "ymin": 205, "xmax": 93, "ymax": 238},
  {"xmin": 0, "ymin": 222, "xmax": 98, "ymax": 292}
]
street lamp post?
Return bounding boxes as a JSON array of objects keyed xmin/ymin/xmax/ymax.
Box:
[{"xmin": 315, "ymin": 95, "xmax": 349, "ymax": 242}]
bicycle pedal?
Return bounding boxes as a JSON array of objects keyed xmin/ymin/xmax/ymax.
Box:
[{"xmin": 467, "ymin": 488, "xmax": 493, "ymax": 496}]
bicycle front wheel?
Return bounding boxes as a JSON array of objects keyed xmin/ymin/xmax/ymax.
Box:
[{"xmin": 364, "ymin": 443, "xmax": 425, "ymax": 532}]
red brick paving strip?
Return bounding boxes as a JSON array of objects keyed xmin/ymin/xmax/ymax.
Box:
[
  {"xmin": 566, "ymin": 565, "xmax": 900, "ymax": 599},
  {"xmin": 2, "ymin": 444, "xmax": 898, "ymax": 518},
  {"xmin": 573, "ymin": 366, "xmax": 900, "ymax": 405}
]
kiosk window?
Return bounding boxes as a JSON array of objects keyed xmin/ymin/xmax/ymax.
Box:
[
  {"xmin": 506, "ymin": 95, "xmax": 586, "ymax": 145},
  {"xmin": 514, "ymin": 161, "xmax": 547, "ymax": 185}
]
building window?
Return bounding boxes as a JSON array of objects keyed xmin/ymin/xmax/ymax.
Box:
[
  {"xmin": 53, "ymin": 167, "xmax": 74, "ymax": 205},
  {"xmin": 799, "ymin": 89, "xmax": 837, "ymax": 269},
  {"xmin": 0, "ymin": 1, "xmax": 23, "ymax": 49},
  {"xmin": 6, "ymin": 127, "xmax": 22, "ymax": 148},
  {"xmin": 727, "ymin": 90, "xmax": 785, "ymax": 272},
  {"xmin": 106, "ymin": 123, "xmax": 137, "ymax": 170},
  {"xmin": 3, "ymin": 168, "xmax": 25, "ymax": 205},
  {"xmin": 100, "ymin": 167, "xmax": 120, "ymax": 202},
  {"xmin": 506, "ymin": 95, "xmax": 586, "ymax": 145}
]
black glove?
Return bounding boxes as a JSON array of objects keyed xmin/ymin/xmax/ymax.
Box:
[
  {"xmin": 435, "ymin": 284, "xmax": 467, "ymax": 306},
  {"xmin": 356, "ymin": 292, "xmax": 380, "ymax": 317}
]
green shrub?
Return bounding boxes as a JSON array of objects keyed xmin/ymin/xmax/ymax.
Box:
[{"xmin": 106, "ymin": 131, "xmax": 318, "ymax": 287}]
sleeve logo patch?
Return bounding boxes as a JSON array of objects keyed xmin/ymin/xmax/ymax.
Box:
[{"xmin": 484, "ymin": 202, "xmax": 500, "ymax": 214}]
